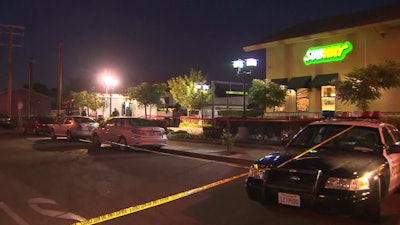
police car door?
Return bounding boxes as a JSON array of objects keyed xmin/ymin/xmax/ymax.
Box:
[{"xmin": 382, "ymin": 125, "xmax": 400, "ymax": 193}]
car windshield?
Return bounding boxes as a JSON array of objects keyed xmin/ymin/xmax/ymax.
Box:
[
  {"xmin": 127, "ymin": 118, "xmax": 157, "ymax": 127},
  {"xmin": 289, "ymin": 124, "xmax": 381, "ymax": 152}
]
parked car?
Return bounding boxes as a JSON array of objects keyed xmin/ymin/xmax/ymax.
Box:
[
  {"xmin": 23, "ymin": 116, "xmax": 55, "ymax": 135},
  {"xmin": 0, "ymin": 113, "xmax": 12, "ymax": 128},
  {"xmin": 245, "ymin": 117, "xmax": 400, "ymax": 222},
  {"xmin": 50, "ymin": 116, "xmax": 99, "ymax": 141},
  {"xmin": 91, "ymin": 117, "xmax": 168, "ymax": 150}
]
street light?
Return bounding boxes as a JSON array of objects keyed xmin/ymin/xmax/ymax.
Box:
[
  {"xmin": 102, "ymin": 73, "xmax": 118, "ymax": 117},
  {"xmin": 195, "ymin": 83, "xmax": 210, "ymax": 119},
  {"xmin": 232, "ymin": 58, "xmax": 258, "ymax": 118}
]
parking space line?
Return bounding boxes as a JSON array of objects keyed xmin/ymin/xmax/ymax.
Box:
[
  {"xmin": 71, "ymin": 172, "xmax": 248, "ymax": 225},
  {"xmin": 29, "ymin": 198, "xmax": 86, "ymax": 222},
  {"xmin": 0, "ymin": 202, "xmax": 30, "ymax": 225}
]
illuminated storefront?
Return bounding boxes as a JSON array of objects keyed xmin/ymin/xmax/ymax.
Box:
[{"xmin": 243, "ymin": 3, "xmax": 400, "ymax": 116}]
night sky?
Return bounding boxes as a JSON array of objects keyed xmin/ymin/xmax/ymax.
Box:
[{"xmin": 0, "ymin": 0, "xmax": 398, "ymax": 93}]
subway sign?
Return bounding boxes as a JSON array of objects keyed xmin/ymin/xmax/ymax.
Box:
[{"xmin": 303, "ymin": 41, "xmax": 353, "ymax": 65}]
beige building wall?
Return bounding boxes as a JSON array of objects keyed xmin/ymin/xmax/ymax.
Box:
[{"xmin": 264, "ymin": 21, "xmax": 400, "ymax": 114}]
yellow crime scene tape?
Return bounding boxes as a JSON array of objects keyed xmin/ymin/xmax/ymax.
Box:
[{"xmin": 71, "ymin": 172, "xmax": 248, "ymax": 225}]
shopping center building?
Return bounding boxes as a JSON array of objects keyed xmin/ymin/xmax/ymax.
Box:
[{"xmin": 244, "ymin": 3, "xmax": 400, "ymax": 116}]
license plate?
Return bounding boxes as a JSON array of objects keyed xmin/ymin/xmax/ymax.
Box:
[{"xmin": 278, "ymin": 192, "xmax": 300, "ymax": 207}]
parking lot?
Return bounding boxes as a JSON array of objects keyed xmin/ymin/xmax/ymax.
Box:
[{"xmin": 1, "ymin": 130, "xmax": 400, "ymax": 225}]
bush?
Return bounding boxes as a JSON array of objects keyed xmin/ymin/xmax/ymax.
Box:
[
  {"xmin": 167, "ymin": 129, "xmax": 206, "ymax": 140},
  {"xmin": 179, "ymin": 120, "xmax": 202, "ymax": 128},
  {"xmin": 203, "ymin": 127, "xmax": 223, "ymax": 139}
]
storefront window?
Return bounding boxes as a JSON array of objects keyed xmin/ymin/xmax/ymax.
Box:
[
  {"xmin": 296, "ymin": 88, "xmax": 309, "ymax": 111},
  {"xmin": 321, "ymin": 86, "xmax": 336, "ymax": 111}
]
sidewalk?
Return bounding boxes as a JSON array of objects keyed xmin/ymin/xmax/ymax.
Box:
[{"xmin": 161, "ymin": 139, "xmax": 284, "ymax": 166}]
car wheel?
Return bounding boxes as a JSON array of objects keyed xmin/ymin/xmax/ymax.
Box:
[
  {"xmin": 118, "ymin": 136, "xmax": 128, "ymax": 150},
  {"xmin": 151, "ymin": 146, "xmax": 163, "ymax": 150},
  {"xmin": 354, "ymin": 178, "xmax": 381, "ymax": 223},
  {"xmin": 92, "ymin": 134, "xmax": 101, "ymax": 148},
  {"xmin": 50, "ymin": 129, "xmax": 57, "ymax": 140},
  {"xmin": 66, "ymin": 131, "xmax": 74, "ymax": 142}
]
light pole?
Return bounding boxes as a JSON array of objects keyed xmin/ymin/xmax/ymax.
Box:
[
  {"xmin": 232, "ymin": 58, "xmax": 258, "ymax": 118},
  {"xmin": 102, "ymin": 73, "xmax": 118, "ymax": 117},
  {"xmin": 195, "ymin": 83, "xmax": 210, "ymax": 119}
]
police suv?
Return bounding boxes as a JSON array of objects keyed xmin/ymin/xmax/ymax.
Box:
[{"xmin": 245, "ymin": 117, "xmax": 400, "ymax": 222}]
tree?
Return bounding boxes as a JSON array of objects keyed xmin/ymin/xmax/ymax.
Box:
[
  {"xmin": 167, "ymin": 69, "xmax": 211, "ymax": 116},
  {"xmin": 127, "ymin": 82, "xmax": 167, "ymax": 118},
  {"xmin": 71, "ymin": 91, "xmax": 105, "ymax": 116},
  {"xmin": 333, "ymin": 60, "xmax": 400, "ymax": 111},
  {"xmin": 71, "ymin": 91, "xmax": 89, "ymax": 111},
  {"xmin": 248, "ymin": 79, "xmax": 287, "ymax": 117},
  {"xmin": 87, "ymin": 93, "xmax": 105, "ymax": 117}
]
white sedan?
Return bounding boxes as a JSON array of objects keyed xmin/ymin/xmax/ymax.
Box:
[
  {"xmin": 50, "ymin": 116, "xmax": 99, "ymax": 141},
  {"xmin": 92, "ymin": 117, "xmax": 167, "ymax": 150}
]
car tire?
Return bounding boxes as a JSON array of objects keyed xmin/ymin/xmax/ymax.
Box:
[
  {"xmin": 354, "ymin": 178, "xmax": 381, "ymax": 223},
  {"xmin": 365, "ymin": 178, "xmax": 381, "ymax": 223},
  {"xmin": 50, "ymin": 129, "xmax": 57, "ymax": 140},
  {"xmin": 66, "ymin": 131, "xmax": 74, "ymax": 142},
  {"xmin": 118, "ymin": 136, "xmax": 128, "ymax": 150},
  {"xmin": 92, "ymin": 134, "xmax": 101, "ymax": 148},
  {"xmin": 152, "ymin": 146, "xmax": 163, "ymax": 150}
]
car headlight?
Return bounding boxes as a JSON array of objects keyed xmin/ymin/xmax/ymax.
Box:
[
  {"xmin": 248, "ymin": 164, "xmax": 268, "ymax": 179},
  {"xmin": 324, "ymin": 172, "xmax": 374, "ymax": 191}
]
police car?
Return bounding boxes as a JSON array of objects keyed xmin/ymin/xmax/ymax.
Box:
[{"xmin": 245, "ymin": 115, "xmax": 400, "ymax": 222}]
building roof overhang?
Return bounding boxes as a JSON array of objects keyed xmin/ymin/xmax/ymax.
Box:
[{"xmin": 244, "ymin": 3, "xmax": 400, "ymax": 51}]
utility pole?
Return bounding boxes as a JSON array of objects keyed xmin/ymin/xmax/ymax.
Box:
[
  {"xmin": 0, "ymin": 24, "xmax": 25, "ymax": 116},
  {"xmin": 57, "ymin": 42, "xmax": 63, "ymax": 117},
  {"xmin": 28, "ymin": 57, "xmax": 36, "ymax": 117}
]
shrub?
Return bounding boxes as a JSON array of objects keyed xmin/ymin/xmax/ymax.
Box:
[
  {"xmin": 203, "ymin": 127, "xmax": 223, "ymax": 139},
  {"xmin": 167, "ymin": 129, "xmax": 206, "ymax": 140}
]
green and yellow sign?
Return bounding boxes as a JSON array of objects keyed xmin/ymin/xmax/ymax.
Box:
[{"xmin": 303, "ymin": 41, "xmax": 353, "ymax": 65}]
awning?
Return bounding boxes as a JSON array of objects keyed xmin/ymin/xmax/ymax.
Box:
[
  {"xmin": 309, "ymin": 73, "xmax": 339, "ymax": 87},
  {"xmin": 287, "ymin": 76, "xmax": 311, "ymax": 89},
  {"xmin": 271, "ymin": 78, "xmax": 288, "ymax": 85}
]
